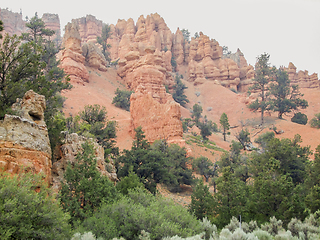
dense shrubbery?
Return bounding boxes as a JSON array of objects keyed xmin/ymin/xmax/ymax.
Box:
[
  {"xmin": 0, "ymin": 172, "xmax": 71, "ymax": 239},
  {"xmin": 291, "ymin": 112, "xmax": 308, "ymax": 125},
  {"xmin": 112, "ymin": 88, "xmax": 134, "ymax": 111}
]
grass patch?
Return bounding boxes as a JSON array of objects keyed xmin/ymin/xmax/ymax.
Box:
[{"xmin": 184, "ymin": 134, "xmax": 226, "ymax": 153}]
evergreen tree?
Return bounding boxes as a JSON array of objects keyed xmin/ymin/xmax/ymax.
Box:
[
  {"xmin": 0, "ymin": 20, "xmax": 3, "ymax": 39},
  {"xmin": 268, "ymin": 69, "xmax": 308, "ymax": 119},
  {"xmin": 60, "ymin": 142, "xmax": 118, "ymax": 224},
  {"xmin": 235, "ymin": 128, "xmax": 251, "ymax": 150},
  {"xmin": 192, "ymin": 104, "xmax": 202, "ymax": 124},
  {"xmin": 172, "ymin": 75, "xmax": 189, "ymax": 107},
  {"xmin": 97, "ymin": 23, "xmax": 112, "ymax": 63},
  {"xmin": 112, "ymin": 88, "xmax": 133, "ymax": 111},
  {"xmin": 189, "ymin": 180, "xmax": 215, "ymax": 220},
  {"xmin": 248, "ymin": 53, "xmax": 275, "ymax": 125},
  {"xmin": 192, "ymin": 156, "xmax": 217, "ymax": 182},
  {"xmin": 220, "ymin": 113, "xmax": 230, "ymax": 141}
]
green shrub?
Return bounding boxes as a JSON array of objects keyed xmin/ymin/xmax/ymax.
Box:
[
  {"xmin": 291, "ymin": 112, "xmax": 308, "ymax": 125},
  {"xmin": 0, "ymin": 172, "xmax": 71, "ymax": 239},
  {"xmin": 81, "ymin": 188, "xmax": 203, "ymax": 240},
  {"xmin": 112, "ymin": 88, "xmax": 133, "ymax": 111},
  {"xmin": 310, "ymin": 113, "xmax": 320, "ymax": 129}
]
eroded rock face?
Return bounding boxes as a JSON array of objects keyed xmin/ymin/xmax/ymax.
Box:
[
  {"xmin": 60, "ymin": 22, "xmax": 89, "ymax": 84},
  {"xmin": 0, "ymin": 8, "xmax": 26, "ymax": 36},
  {"xmin": 0, "ymin": 90, "xmax": 51, "ymax": 183},
  {"xmin": 82, "ymin": 41, "xmax": 108, "ymax": 71},
  {"xmin": 51, "ymin": 132, "xmax": 118, "ymax": 191},
  {"xmin": 42, "ymin": 13, "xmax": 62, "ymax": 44},
  {"xmin": 283, "ymin": 62, "xmax": 319, "ymax": 88},
  {"xmin": 73, "ymin": 15, "xmax": 103, "ymax": 43}
]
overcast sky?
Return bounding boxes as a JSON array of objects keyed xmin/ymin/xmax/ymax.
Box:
[{"xmin": 3, "ymin": 0, "xmax": 320, "ymax": 75}]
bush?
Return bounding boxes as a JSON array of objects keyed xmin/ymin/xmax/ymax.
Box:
[
  {"xmin": 112, "ymin": 88, "xmax": 133, "ymax": 111},
  {"xmin": 310, "ymin": 113, "xmax": 320, "ymax": 129},
  {"xmin": 291, "ymin": 112, "xmax": 308, "ymax": 125},
  {"xmin": 80, "ymin": 188, "xmax": 203, "ymax": 240},
  {"xmin": 0, "ymin": 172, "xmax": 71, "ymax": 239}
]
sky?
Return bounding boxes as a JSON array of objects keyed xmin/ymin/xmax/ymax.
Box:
[{"xmin": 2, "ymin": 0, "xmax": 320, "ymax": 75}]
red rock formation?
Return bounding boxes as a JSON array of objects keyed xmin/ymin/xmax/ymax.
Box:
[
  {"xmin": 73, "ymin": 15, "xmax": 103, "ymax": 43},
  {"xmin": 42, "ymin": 13, "xmax": 61, "ymax": 44},
  {"xmin": 0, "ymin": 90, "xmax": 51, "ymax": 183},
  {"xmin": 0, "ymin": 8, "xmax": 26, "ymax": 36},
  {"xmin": 283, "ymin": 62, "xmax": 319, "ymax": 88},
  {"xmin": 60, "ymin": 22, "xmax": 89, "ymax": 84}
]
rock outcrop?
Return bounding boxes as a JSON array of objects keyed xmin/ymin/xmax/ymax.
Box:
[
  {"xmin": 73, "ymin": 15, "xmax": 103, "ymax": 43},
  {"xmin": 283, "ymin": 62, "xmax": 319, "ymax": 88},
  {"xmin": 119, "ymin": 46, "xmax": 183, "ymax": 145},
  {"xmin": 52, "ymin": 132, "xmax": 118, "ymax": 191},
  {"xmin": 0, "ymin": 90, "xmax": 51, "ymax": 183},
  {"xmin": 42, "ymin": 13, "xmax": 62, "ymax": 44},
  {"xmin": 60, "ymin": 22, "xmax": 89, "ymax": 84},
  {"xmin": 82, "ymin": 41, "xmax": 108, "ymax": 71},
  {"xmin": 0, "ymin": 8, "xmax": 26, "ymax": 36}
]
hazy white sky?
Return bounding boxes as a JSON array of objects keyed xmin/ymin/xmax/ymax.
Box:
[{"xmin": 2, "ymin": 0, "xmax": 320, "ymax": 75}]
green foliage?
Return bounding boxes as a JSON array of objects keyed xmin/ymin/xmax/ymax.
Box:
[
  {"xmin": 171, "ymin": 55, "xmax": 177, "ymax": 71},
  {"xmin": 0, "ymin": 13, "xmax": 70, "ymax": 160},
  {"xmin": 60, "ymin": 142, "xmax": 118, "ymax": 224},
  {"xmin": 191, "ymin": 104, "xmax": 202, "ymax": 124},
  {"xmin": 0, "ymin": 20, "xmax": 3, "ymax": 39},
  {"xmin": 0, "ymin": 172, "xmax": 71, "ymax": 239},
  {"xmin": 213, "ymin": 167, "xmax": 249, "ymax": 228},
  {"xmin": 248, "ymin": 53, "xmax": 275, "ymax": 125},
  {"xmin": 268, "ymin": 69, "xmax": 308, "ymax": 119},
  {"xmin": 197, "ymin": 119, "xmax": 216, "ymax": 141},
  {"xmin": 220, "ymin": 113, "xmax": 230, "ymax": 141},
  {"xmin": 310, "ymin": 113, "xmax": 320, "ymax": 129},
  {"xmin": 116, "ymin": 128, "xmax": 193, "ymax": 193},
  {"xmin": 67, "ymin": 104, "xmax": 118, "ymax": 158},
  {"xmin": 81, "ymin": 188, "xmax": 203, "ymax": 240},
  {"xmin": 181, "ymin": 29, "xmax": 190, "ymax": 42},
  {"xmin": 182, "ymin": 118, "xmax": 194, "ymax": 132},
  {"xmin": 116, "ymin": 168, "xmax": 144, "ymax": 195},
  {"xmin": 192, "ymin": 156, "xmax": 217, "ymax": 182},
  {"xmin": 189, "ymin": 180, "xmax": 215, "ymax": 221},
  {"xmin": 96, "ymin": 23, "xmax": 112, "ymax": 63},
  {"xmin": 112, "ymin": 88, "xmax": 133, "ymax": 111},
  {"xmin": 235, "ymin": 128, "xmax": 251, "ymax": 150},
  {"xmin": 254, "ymin": 131, "xmax": 275, "ymax": 150},
  {"xmin": 172, "ymin": 75, "xmax": 189, "ymax": 107},
  {"xmin": 291, "ymin": 112, "xmax": 308, "ymax": 125}
]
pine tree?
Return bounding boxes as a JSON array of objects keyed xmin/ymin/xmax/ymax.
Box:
[
  {"xmin": 60, "ymin": 142, "xmax": 118, "ymax": 224},
  {"xmin": 220, "ymin": 113, "xmax": 230, "ymax": 141},
  {"xmin": 248, "ymin": 53, "xmax": 275, "ymax": 125},
  {"xmin": 172, "ymin": 75, "xmax": 189, "ymax": 107}
]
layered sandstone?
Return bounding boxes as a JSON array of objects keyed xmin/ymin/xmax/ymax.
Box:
[
  {"xmin": 73, "ymin": 15, "xmax": 103, "ymax": 43},
  {"xmin": 0, "ymin": 8, "xmax": 26, "ymax": 36},
  {"xmin": 60, "ymin": 22, "xmax": 89, "ymax": 84},
  {"xmin": 284, "ymin": 62, "xmax": 319, "ymax": 89},
  {"xmin": 42, "ymin": 13, "xmax": 61, "ymax": 44},
  {"xmin": 0, "ymin": 90, "xmax": 51, "ymax": 183},
  {"xmin": 119, "ymin": 45, "xmax": 183, "ymax": 145},
  {"xmin": 52, "ymin": 132, "xmax": 118, "ymax": 191}
]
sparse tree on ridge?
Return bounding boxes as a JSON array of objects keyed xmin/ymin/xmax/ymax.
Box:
[
  {"xmin": 268, "ymin": 68, "xmax": 308, "ymax": 119},
  {"xmin": 220, "ymin": 113, "xmax": 230, "ymax": 141},
  {"xmin": 248, "ymin": 53, "xmax": 275, "ymax": 125}
]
